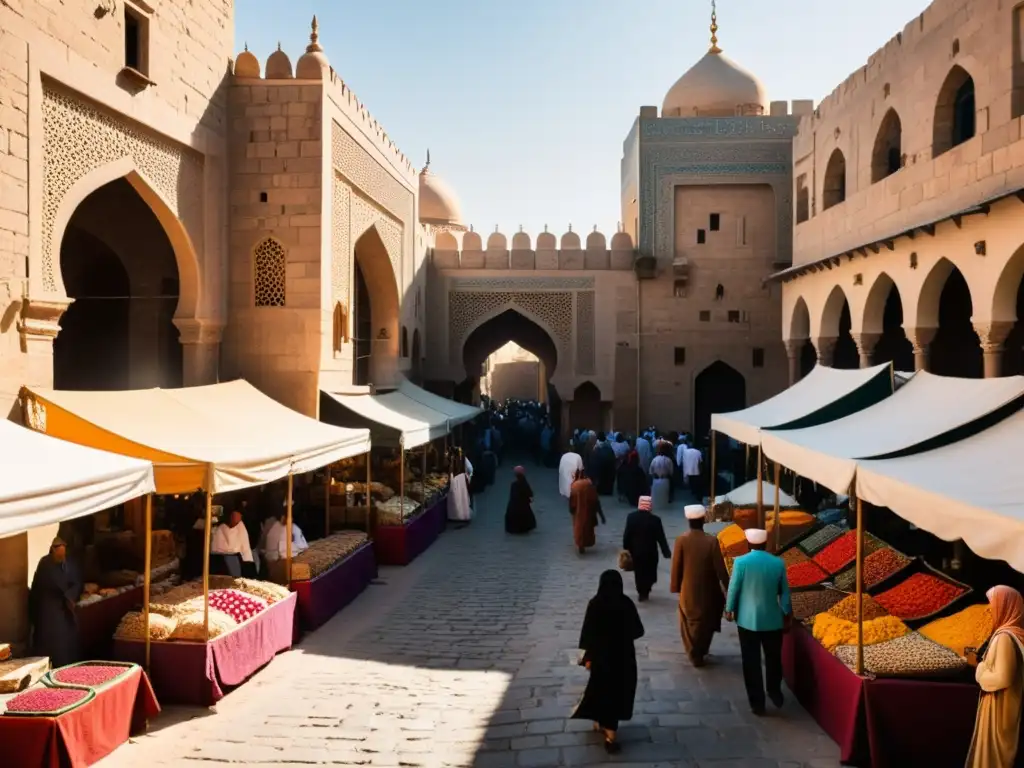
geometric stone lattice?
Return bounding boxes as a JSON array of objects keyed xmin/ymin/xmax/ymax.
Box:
[
  {"xmin": 352, "ymin": 194, "xmax": 403, "ymax": 276},
  {"xmin": 332, "ymin": 175, "xmax": 351, "ymax": 306},
  {"xmin": 331, "ymin": 121, "xmax": 414, "ymax": 226},
  {"xmin": 41, "ymin": 85, "xmax": 204, "ymax": 292},
  {"xmin": 448, "ymin": 291, "xmax": 573, "ymax": 365},
  {"xmin": 253, "ymin": 238, "xmax": 287, "ymax": 307},
  {"xmin": 576, "ymin": 290, "xmax": 596, "ymax": 375}
]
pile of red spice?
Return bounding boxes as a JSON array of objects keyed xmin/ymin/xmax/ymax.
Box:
[
  {"xmin": 874, "ymin": 572, "xmax": 967, "ymax": 620},
  {"xmin": 52, "ymin": 664, "xmax": 129, "ymax": 688},
  {"xmin": 812, "ymin": 531, "xmax": 886, "ymax": 574},
  {"xmin": 5, "ymin": 687, "xmax": 89, "ymax": 715},
  {"xmin": 787, "ymin": 560, "xmax": 829, "ymax": 588}
]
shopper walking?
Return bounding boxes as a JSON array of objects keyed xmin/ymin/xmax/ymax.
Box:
[{"xmin": 621, "ymin": 496, "xmax": 671, "ymax": 602}]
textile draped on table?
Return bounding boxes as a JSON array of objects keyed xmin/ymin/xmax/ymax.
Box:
[
  {"xmin": 570, "ymin": 478, "xmax": 602, "ymax": 550},
  {"xmin": 505, "ymin": 476, "xmax": 537, "ymax": 534},
  {"xmin": 622, "ymin": 510, "xmax": 671, "ymax": 597},
  {"xmin": 670, "ymin": 531, "xmax": 730, "ymax": 661},
  {"xmin": 29, "ymin": 556, "xmax": 83, "ymax": 668},
  {"xmin": 447, "ymin": 472, "xmax": 472, "ymax": 522}
]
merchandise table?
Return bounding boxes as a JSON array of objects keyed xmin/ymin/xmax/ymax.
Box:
[
  {"xmin": 783, "ymin": 623, "xmax": 979, "ymax": 767},
  {"xmin": 374, "ymin": 496, "xmax": 447, "ymax": 566},
  {"xmin": 291, "ymin": 543, "xmax": 378, "ymax": 631},
  {"xmin": 78, "ymin": 587, "xmax": 143, "ymax": 659},
  {"xmin": 0, "ymin": 665, "xmax": 159, "ymax": 768},
  {"xmin": 112, "ymin": 592, "xmax": 296, "ymax": 707}
]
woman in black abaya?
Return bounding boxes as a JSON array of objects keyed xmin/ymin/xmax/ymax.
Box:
[
  {"xmin": 572, "ymin": 570, "xmax": 645, "ymax": 753},
  {"xmin": 505, "ymin": 466, "xmax": 537, "ymax": 534}
]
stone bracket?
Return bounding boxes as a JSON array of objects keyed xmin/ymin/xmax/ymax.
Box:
[
  {"xmin": 973, "ymin": 321, "xmax": 1014, "ymax": 353},
  {"xmin": 18, "ymin": 296, "xmax": 73, "ymax": 354},
  {"xmin": 173, "ymin": 317, "xmax": 225, "ymax": 346}
]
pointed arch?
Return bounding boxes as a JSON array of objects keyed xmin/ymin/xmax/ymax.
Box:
[
  {"xmin": 353, "ymin": 224, "xmax": 401, "ymax": 387},
  {"xmin": 933, "ymin": 65, "xmax": 976, "ymax": 156},
  {"xmin": 822, "ymin": 148, "xmax": 847, "ymax": 210},
  {"xmin": 818, "ymin": 284, "xmax": 851, "ymax": 340},
  {"xmin": 462, "ymin": 308, "xmax": 559, "ymax": 380},
  {"xmin": 871, "ymin": 108, "xmax": 903, "ymax": 183},
  {"xmin": 990, "ymin": 243, "xmax": 1024, "ymax": 324},
  {"xmin": 914, "ymin": 257, "xmax": 959, "ymax": 329},
  {"xmin": 694, "ymin": 361, "xmax": 746, "ymax": 438},
  {"xmin": 861, "ymin": 272, "xmax": 898, "ymax": 335},
  {"xmin": 788, "ymin": 295, "xmax": 811, "ymax": 340}
]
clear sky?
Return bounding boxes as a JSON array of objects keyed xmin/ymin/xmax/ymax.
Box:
[{"xmin": 236, "ymin": 0, "xmax": 929, "ymax": 239}]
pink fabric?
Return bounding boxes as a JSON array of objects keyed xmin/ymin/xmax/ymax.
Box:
[{"xmin": 210, "ymin": 592, "xmax": 296, "ymax": 686}]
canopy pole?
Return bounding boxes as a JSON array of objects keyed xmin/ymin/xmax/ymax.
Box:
[
  {"xmin": 745, "ymin": 444, "xmax": 750, "ymax": 483},
  {"xmin": 855, "ymin": 494, "xmax": 865, "ymax": 675},
  {"xmin": 756, "ymin": 445, "xmax": 764, "ymax": 528},
  {"xmin": 366, "ymin": 451, "xmax": 372, "ymax": 535},
  {"xmin": 286, "ymin": 474, "xmax": 294, "ymax": 584},
  {"xmin": 143, "ymin": 493, "xmax": 153, "ymax": 672},
  {"xmin": 422, "ymin": 445, "xmax": 427, "ymax": 491},
  {"xmin": 709, "ymin": 431, "xmax": 717, "ymax": 520},
  {"xmin": 400, "ymin": 445, "xmax": 405, "ymax": 521},
  {"xmin": 202, "ymin": 490, "xmax": 212, "ymax": 642},
  {"xmin": 773, "ymin": 462, "xmax": 781, "ymax": 552},
  {"xmin": 324, "ymin": 463, "xmax": 332, "ymax": 538}
]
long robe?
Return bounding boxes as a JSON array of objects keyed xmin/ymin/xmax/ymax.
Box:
[
  {"xmin": 669, "ymin": 530, "xmax": 730, "ymax": 662},
  {"xmin": 558, "ymin": 452, "xmax": 584, "ymax": 498},
  {"xmin": 28, "ymin": 555, "xmax": 83, "ymax": 668},
  {"xmin": 616, "ymin": 462, "xmax": 649, "ymax": 508},
  {"xmin": 570, "ymin": 478, "xmax": 603, "ymax": 551},
  {"xmin": 622, "ymin": 510, "xmax": 671, "ymax": 596},
  {"xmin": 505, "ymin": 477, "xmax": 537, "ymax": 534},
  {"xmin": 447, "ymin": 472, "xmax": 472, "ymax": 521},
  {"xmin": 589, "ymin": 443, "xmax": 617, "ymax": 496},
  {"xmin": 967, "ymin": 632, "xmax": 1024, "ymax": 768}
]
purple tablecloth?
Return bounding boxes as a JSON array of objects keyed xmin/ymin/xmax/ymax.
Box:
[
  {"xmin": 77, "ymin": 586, "xmax": 144, "ymax": 659},
  {"xmin": 374, "ymin": 498, "xmax": 446, "ymax": 566},
  {"xmin": 113, "ymin": 592, "xmax": 296, "ymax": 706},
  {"xmin": 291, "ymin": 543, "xmax": 377, "ymax": 631}
]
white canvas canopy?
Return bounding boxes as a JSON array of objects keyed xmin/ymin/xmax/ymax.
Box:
[
  {"xmin": 711, "ymin": 363, "xmax": 893, "ymax": 446},
  {"xmin": 0, "ymin": 419, "xmax": 155, "ymax": 539},
  {"xmin": 321, "ymin": 389, "xmax": 449, "ymax": 449},
  {"xmin": 713, "ymin": 480, "xmax": 799, "ymax": 509},
  {"xmin": 397, "ymin": 379, "xmax": 482, "ymax": 426},
  {"xmin": 760, "ymin": 372, "xmax": 1024, "ymax": 493},
  {"xmin": 855, "ymin": 408, "xmax": 1024, "ymax": 572}
]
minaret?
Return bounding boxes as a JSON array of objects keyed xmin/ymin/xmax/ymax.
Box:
[{"xmin": 709, "ymin": 0, "xmax": 722, "ymax": 54}]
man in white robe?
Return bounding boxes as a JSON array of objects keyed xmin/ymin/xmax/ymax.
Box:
[
  {"xmin": 211, "ymin": 509, "xmax": 255, "ymax": 577},
  {"xmin": 558, "ymin": 444, "xmax": 584, "ymax": 498},
  {"xmin": 635, "ymin": 435, "xmax": 653, "ymax": 476},
  {"xmin": 264, "ymin": 513, "xmax": 310, "ymax": 562}
]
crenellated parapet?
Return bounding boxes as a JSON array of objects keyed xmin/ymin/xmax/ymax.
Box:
[{"xmin": 431, "ymin": 227, "xmax": 636, "ymax": 271}]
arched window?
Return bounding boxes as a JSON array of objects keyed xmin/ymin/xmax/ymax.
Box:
[
  {"xmin": 401, "ymin": 326, "xmax": 409, "ymax": 358},
  {"xmin": 871, "ymin": 109, "xmax": 903, "ymax": 183},
  {"xmin": 934, "ymin": 66, "xmax": 976, "ymax": 156},
  {"xmin": 796, "ymin": 175, "xmax": 810, "ymax": 224},
  {"xmin": 253, "ymin": 237, "xmax": 286, "ymax": 307},
  {"xmin": 332, "ymin": 302, "xmax": 348, "ymax": 353},
  {"xmin": 822, "ymin": 148, "xmax": 847, "ymax": 210}
]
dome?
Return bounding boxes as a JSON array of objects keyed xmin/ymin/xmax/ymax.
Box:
[
  {"xmin": 265, "ymin": 45, "xmax": 293, "ymax": 79},
  {"xmin": 296, "ymin": 16, "xmax": 329, "ymax": 80},
  {"xmin": 662, "ymin": 50, "xmax": 767, "ymax": 117},
  {"xmin": 418, "ymin": 153, "xmax": 465, "ymax": 228},
  {"xmin": 234, "ymin": 45, "xmax": 260, "ymax": 78}
]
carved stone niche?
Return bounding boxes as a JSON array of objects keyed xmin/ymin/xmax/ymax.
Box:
[{"xmin": 18, "ymin": 297, "xmax": 72, "ymax": 354}]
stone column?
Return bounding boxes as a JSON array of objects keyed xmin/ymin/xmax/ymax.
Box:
[
  {"xmin": 784, "ymin": 339, "xmax": 803, "ymax": 386},
  {"xmin": 174, "ymin": 318, "xmax": 224, "ymax": 386},
  {"xmin": 813, "ymin": 336, "xmax": 837, "ymax": 367},
  {"xmin": 851, "ymin": 333, "xmax": 880, "ymax": 369},
  {"xmin": 974, "ymin": 321, "xmax": 1014, "ymax": 378},
  {"xmin": 560, "ymin": 399, "xmax": 572, "ymax": 447},
  {"xmin": 903, "ymin": 327, "xmax": 936, "ymax": 372}
]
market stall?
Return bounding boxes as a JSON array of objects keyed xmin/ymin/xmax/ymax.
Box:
[{"xmin": 21, "ymin": 380, "xmax": 372, "ymax": 705}]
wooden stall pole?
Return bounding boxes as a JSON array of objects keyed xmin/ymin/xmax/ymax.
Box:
[
  {"xmin": 286, "ymin": 474, "xmax": 294, "ymax": 583},
  {"xmin": 324, "ymin": 463, "xmax": 332, "ymax": 538},
  {"xmin": 400, "ymin": 445, "xmax": 406, "ymax": 521},
  {"xmin": 855, "ymin": 495, "xmax": 865, "ymax": 675},
  {"xmin": 709, "ymin": 430, "xmax": 717, "ymax": 520},
  {"xmin": 756, "ymin": 445, "xmax": 764, "ymax": 528},
  {"xmin": 365, "ymin": 451, "xmax": 372, "ymax": 534},
  {"xmin": 143, "ymin": 493, "xmax": 153, "ymax": 672},
  {"xmin": 745, "ymin": 444, "xmax": 750, "ymax": 483},
  {"xmin": 421, "ymin": 446, "xmax": 427, "ymax": 491},
  {"xmin": 772, "ymin": 462, "xmax": 781, "ymax": 552},
  {"xmin": 202, "ymin": 490, "xmax": 212, "ymax": 641}
]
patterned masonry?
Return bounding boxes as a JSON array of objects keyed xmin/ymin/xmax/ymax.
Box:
[
  {"xmin": 253, "ymin": 238, "xmax": 287, "ymax": 307},
  {"xmin": 448, "ymin": 291, "xmax": 573, "ymax": 365},
  {"xmin": 576, "ymin": 291, "xmax": 596, "ymax": 375}
]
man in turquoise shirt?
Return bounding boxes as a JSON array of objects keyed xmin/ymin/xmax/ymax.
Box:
[{"xmin": 725, "ymin": 527, "xmax": 792, "ymax": 716}]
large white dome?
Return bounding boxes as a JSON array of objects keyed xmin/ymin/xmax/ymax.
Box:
[{"xmin": 662, "ymin": 49, "xmax": 768, "ymax": 118}]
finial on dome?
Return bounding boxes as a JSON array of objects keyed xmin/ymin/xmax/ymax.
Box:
[
  {"xmin": 244, "ymin": 42, "xmax": 249, "ymax": 52},
  {"xmin": 568, "ymin": 223, "xmax": 573, "ymax": 233},
  {"xmin": 709, "ymin": 0, "xmax": 721, "ymax": 53},
  {"xmin": 277, "ymin": 41, "xmax": 282, "ymax": 51},
  {"xmin": 617, "ymin": 221, "xmax": 623, "ymax": 232},
  {"xmin": 519, "ymin": 224, "xmax": 523, "ymax": 233},
  {"xmin": 307, "ymin": 15, "xmax": 323, "ymax": 53},
  {"xmin": 470, "ymin": 224, "xmax": 474, "ymax": 233},
  {"xmin": 593, "ymin": 225, "xmax": 598, "ymax": 233},
  {"xmin": 494, "ymin": 224, "xmax": 499, "ymax": 233},
  {"xmin": 422, "ymin": 148, "xmax": 431, "ymax": 174},
  {"xmin": 544, "ymin": 224, "xmax": 548, "ymax": 233}
]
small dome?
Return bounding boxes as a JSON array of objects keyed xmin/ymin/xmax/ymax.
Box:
[
  {"xmin": 296, "ymin": 16, "xmax": 329, "ymax": 80},
  {"xmin": 234, "ymin": 46, "xmax": 260, "ymax": 78},
  {"xmin": 586, "ymin": 230, "xmax": 606, "ymax": 250},
  {"xmin": 662, "ymin": 50, "xmax": 767, "ymax": 117},
  {"xmin": 418, "ymin": 153, "xmax": 464, "ymax": 228},
  {"xmin": 462, "ymin": 230, "xmax": 483, "ymax": 250},
  {"xmin": 486, "ymin": 231, "xmax": 507, "ymax": 250},
  {"xmin": 536, "ymin": 231, "xmax": 557, "ymax": 250},
  {"xmin": 511, "ymin": 231, "xmax": 531, "ymax": 250},
  {"xmin": 435, "ymin": 231, "xmax": 459, "ymax": 250},
  {"xmin": 265, "ymin": 45, "xmax": 293, "ymax": 79},
  {"xmin": 560, "ymin": 230, "xmax": 581, "ymax": 250},
  {"xmin": 611, "ymin": 231, "xmax": 634, "ymax": 250}
]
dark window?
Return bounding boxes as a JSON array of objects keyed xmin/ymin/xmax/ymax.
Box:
[
  {"xmin": 709, "ymin": 213, "xmax": 720, "ymax": 231},
  {"xmin": 727, "ymin": 310, "xmax": 740, "ymax": 323},
  {"xmin": 753, "ymin": 348, "xmax": 765, "ymax": 368},
  {"xmin": 699, "ymin": 310, "xmax": 711, "ymax": 322},
  {"xmin": 696, "ymin": 229, "xmax": 706, "ymax": 244},
  {"xmin": 259, "ymin": 191, "xmax": 268, "ymax": 203},
  {"xmin": 953, "ymin": 79, "xmax": 976, "ymax": 147},
  {"xmin": 125, "ymin": 10, "xmax": 142, "ymax": 70},
  {"xmin": 674, "ymin": 347, "xmax": 686, "ymax": 366}
]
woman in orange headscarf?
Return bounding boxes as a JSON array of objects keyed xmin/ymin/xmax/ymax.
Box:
[
  {"xmin": 966, "ymin": 585, "xmax": 1024, "ymax": 768},
  {"xmin": 569, "ymin": 469, "xmax": 605, "ymax": 555}
]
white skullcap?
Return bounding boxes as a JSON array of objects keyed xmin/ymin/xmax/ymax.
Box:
[
  {"xmin": 744, "ymin": 528, "xmax": 768, "ymax": 545},
  {"xmin": 684, "ymin": 504, "xmax": 706, "ymax": 520}
]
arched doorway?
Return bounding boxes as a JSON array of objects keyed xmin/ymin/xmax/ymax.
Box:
[
  {"xmin": 572, "ymin": 382, "xmax": 602, "ymax": 433},
  {"xmin": 922, "ymin": 262, "xmax": 982, "ymax": 377},
  {"xmin": 694, "ymin": 361, "xmax": 746, "ymax": 439},
  {"xmin": 462, "ymin": 309, "xmax": 558, "ymax": 399},
  {"xmin": 995, "ymin": 244, "xmax": 1024, "ymax": 376},
  {"xmin": 352, "ymin": 226, "xmax": 400, "ymax": 388},
  {"xmin": 789, "ymin": 297, "xmax": 816, "ymax": 379},
  {"xmin": 54, "ymin": 178, "xmax": 182, "ymax": 391},
  {"xmin": 864, "ymin": 274, "xmax": 914, "ymax": 372},
  {"xmin": 820, "ymin": 286, "xmax": 858, "ymax": 369}
]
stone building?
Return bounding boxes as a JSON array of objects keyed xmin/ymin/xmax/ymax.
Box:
[{"xmin": 772, "ymin": 0, "xmax": 1024, "ymax": 385}]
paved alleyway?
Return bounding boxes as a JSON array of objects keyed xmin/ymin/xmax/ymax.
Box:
[{"xmin": 101, "ymin": 464, "xmax": 840, "ymax": 768}]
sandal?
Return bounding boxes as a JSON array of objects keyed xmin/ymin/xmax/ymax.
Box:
[{"xmin": 603, "ymin": 738, "xmax": 621, "ymax": 755}]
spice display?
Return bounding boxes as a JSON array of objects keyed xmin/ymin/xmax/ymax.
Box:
[
  {"xmin": 828, "ymin": 594, "xmax": 891, "ymax": 622},
  {"xmin": 290, "ymin": 531, "xmax": 369, "ymax": 581},
  {"xmin": 798, "ymin": 524, "xmax": 845, "ymax": 555},
  {"xmin": 50, "ymin": 664, "xmax": 133, "ymax": 689},
  {"xmin": 209, "ymin": 576, "xmax": 291, "ymax": 604},
  {"xmin": 920, "ymin": 604, "xmax": 993, "ymax": 657},
  {"xmin": 4, "ymin": 687, "xmax": 92, "ymax": 716},
  {"xmin": 792, "ymin": 589, "xmax": 847, "ymax": 621},
  {"xmin": 169, "ymin": 609, "xmax": 236, "ymax": 641},
  {"xmin": 767, "ymin": 511, "xmax": 817, "ymax": 549},
  {"xmin": 812, "ymin": 612, "xmax": 910, "ymax": 653},
  {"xmin": 115, "ymin": 612, "xmax": 177, "ymax": 640},
  {"xmin": 812, "ymin": 531, "xmax": 886, "ymax": 574},
  {"xmin": 787, "ymin": 560, "xmax": 829, "ymax": 588},
  {"xmin": 717, "ymin": 525, "xmax": 749, "ymax": 557},
  {"xmin": 835, "ymin": 632, "xmax": 970, "ymax": 678},
  {"xmin": 207, "ymin": 589, "xmax": 268, "ymax": 624},
  {"xmin": 782, "ymin": 548, "xmax": 810, "ymax": 566},
  {"xmin": 875, "ymin": 572, "xmax": 968, "ymax": 620},
  {"xmin": 833, "ymin": 548, "xmax": 913, "ymax": 591},
  {"xmin": 375, "ymin": 496, "xmax": 421, "ymax": 526}
]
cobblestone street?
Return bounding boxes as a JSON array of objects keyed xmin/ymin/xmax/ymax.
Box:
[{"xmin": 101, "ymin": 464, "xmax": 840, "ymax": 768}]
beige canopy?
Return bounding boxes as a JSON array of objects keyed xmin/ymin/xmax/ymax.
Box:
[
  {"xmin": 320, "ymin": 389, "xmax": 449, "ymax": 450},
  {"xmin": 855, "ymin": 408, "xmax": 1024, "ymax": 572},
  {"xmin": 21, "ymin": 380, "xmax": 371, "ymax": 495},
  {"xmin": 397, "ymin": 379, "xmax": 482, "ymax": 426}
]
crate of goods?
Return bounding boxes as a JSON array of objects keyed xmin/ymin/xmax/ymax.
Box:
[
  {"xmin": 787, "ymin": 559, "xmax": 830, "ymax": 590},
  {"xmin": 3, "ymin": 686, "xmax": 94, "ymax": 716},
  {"xmin": 375, "ymin": 497, "xmax": 420, "ymax": 526},
  {"xmin": 827, "ymin": 593, "xmax": 891, "ymax": 623},
  {"xmin": 797, "ymin": 524, "xmax": 846, "ymax": 556},
  {"xmin": 288, "ymin": 531, "xmax": 370, "ymax": 582},
  {"xmin": 812, "ymin": 611, "xmax": 910, "ymax": 653},
  {"xmin": 46, "ymin": 661, "xmax": 136, "ymax": 690},
  {"xmin": 791, "ymin": 588, "xmax": 847, "ymax": 622},
  {"xmin": 0, "ymin": 657, "xmax": 50, "ymax": 694}
]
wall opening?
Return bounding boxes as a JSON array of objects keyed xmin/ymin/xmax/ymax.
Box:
[
  {"xmin": 871, "ymin": 109, "xmax": 903, "ymax": 182},
  {"xmin": 931, "ymin": 267, "xmax": 982, "ymax": 377},
  {"xmin": 833, "ymin": 301, "xmax": 859, "ymax": 369},
  {"xmin": 822, "ymin": 149, "xmax": 847, "ymax": 210},
  {"xmin": 1013, "ymin": 3, "xmax": 1024, "ymax": 119},
  {"xmin": 352, "ymin": 226, "xmax": 400, "ymax": 388},
  {"xmin": 353, "ymin": 262, "xmax": 371, "ymax": 386},
  {"xmin": 693, "ymin": 361, "xmax": 745, "ymax": 439},
  {"xmin": 571, "ymin": 381, "xmax": 602, "ymax": 433},
  {"xmin": 934, "ymin": 65, "xmax": 976, "ymax": 156},
  {"xmin": 481, "ymin": 342, "xmax": 542, "ymax": 402},
  {"xmin": 869, "ymin": 280, "xmax": 914, "ymax": 372},
  {"xmin": 796, "ymin": 175, "xmax": 810, "ymax": 223}
]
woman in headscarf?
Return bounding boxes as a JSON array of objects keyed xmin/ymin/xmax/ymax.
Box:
[
  {"xmin": 966, "ymin": 585, "xmax": 1024, "ymax": 768},
  {"xmin": 569, "ymin": 469, "xmax": 605, "ymax": 554},
  {"xmin": 622, "ymin": 496, "xmax": 671, "ymax": 602},
  {"xmin": 616, "ymin": 450, "xmax": 649, "ymax": 508},
  {"xmin": 572, "ymin": 570, "xmax": 645, "ymax": 754},
  {"xmin": 505, "ymin": 466, "xmax": 537, "ymax": 534},
  {"xmin": 447, "ymin": 454, "xmax": 472, "ymax": 526}
]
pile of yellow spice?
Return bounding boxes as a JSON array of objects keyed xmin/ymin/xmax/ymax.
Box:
[
  {"xmin": 812, "ymin": 611, "xmax": 911, "ymax": 653},
  {"xmin": 919, "ymin": 603, "xmax": 993, "ymax": 657}
]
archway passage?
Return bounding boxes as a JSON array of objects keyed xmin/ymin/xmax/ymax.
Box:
[
  {"xmin": 694, "ymin": 361, "xmax": 746, "ymax": 439},
  {"xmin": 54, "ymin": 178, "xmax": 182, "ymax": 391},
  {"xmin": 482, "ymin": 343, "xmax": 542, "ymax": 403},
  {"xmin": 352, "ymin": 226, "xmax": 400, "ymax": 388},
  {"xmin": 869, "ymin": 279, "xmax": 914, "ymax": 372},
  {"xmin": 820, "ymin": 286, "xmax": 858, "ymax": 369},
  {"xmin": 571, "ymin": 381, "xmax": 602, "ymax": 434},
  {"xmin": 1000, "ymin": 246, "xmax": 1024, "ymax": 376},
  {"xmin": 462, "ymin": 309, "xmax": 558, "ymax": 381},
  {"xmin": 931, "ymin": 267, "xmax": 982, "ymax": 377},
  {"xmin": 789, "ymin": 297, "xmax": 816, "ymax": 380}
]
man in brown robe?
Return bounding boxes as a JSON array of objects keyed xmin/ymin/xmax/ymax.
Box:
[
  {"xmin": 569, "ymin": 470, "xmax": 605, "ymax": 554},
  {"xmin": 670, "ymin": 504, "xmax": 730, "ymax": 667}
]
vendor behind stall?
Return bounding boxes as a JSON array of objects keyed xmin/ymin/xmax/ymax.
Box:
[
  {"xmin": 211, "ymin": 508, "xmax": 256, "ymax": 577},
  {"xmin": 264, "ymin": 505, "xmax": 310, "ymax": 564},
  {"xmin": 29, "ymin": 536, "xmax": 83, "ymax": 667}
]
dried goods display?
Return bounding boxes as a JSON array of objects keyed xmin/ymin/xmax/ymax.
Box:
[
  {"xmin": 787, "ymin": 560, "xmax": 829, "ymax": 588},
  {"xmin": 209, "ymin": 576, "xmax": 291, "ymax": 604},
  {"xmin": 375, "ymin": 496, "xmax": 421, "ymax": 526},
  {"xmin": 782, "ymin": 548, "xmax": 811, "ymax": 566},
  {"xmin": 812, "ymin": 531, "xmax": 886, "ymax": 574},
  {"xmin": 333, "ymin": 480, "xmax": 394, "ymax": 502},
  {"xmin": 798, "ymin": 524, "xmax": 845, "ymax": 555},
  {"xmin": 49, "ymin": 663, "xmax": 134, "ymax": 689},
  {"xmin": 169, "ymin": 609, "xmax": 236, "ymax": 641},
  {"xmin": 207, "ymin": 589, "xmax": 268, "ymax": 623},
  {"xmin": 834, "ymin": 632, "xmax": 970, "ymax": 678},
  {"xmin": 791, "ymin": 589, "xmax": 846, "ymax": 621},
  {"xmin": 828, "ymin": 594, "xmax": 891, "ymax": 622},
  {"xmin": 833, "ymin": 548, "xmax": 913, "ymax": 591},
  {"xmin": 766, "ymin": 510, "xmax": 817, "ymax": 548},
  {"xmin": 812, "ymin": 612, "xmax": 910, "ymax": 653},
  {"xmin": 874, "ymin": 572, "xmax": 968, "ymax": 621},
  {"xmin": 114, "ymin": 612, "xmax": 177, "ymax": 641},
  {"xmin": 3, "ymin": 687, "xmax": 93, "ymax": 716},
  {"xmin": 0, "ymin": 644, "xmax": 9, "ymax": 662},
  {"xmin": 920, "ymin": 604, "xmax": 993, "ymax": 657},
  {"xmin": 290, "ymin": 531, "xmax": 369, "ymax": 581},
  {"xmin": 717, "ymin": 525, "xmax": 749, "ymax": 557}
]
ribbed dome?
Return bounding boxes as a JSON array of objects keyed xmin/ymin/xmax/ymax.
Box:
[
  {"xmin": 662, "ymin": 50, "xmax": 767, "ymax": 118},
  {"xmin": 418, "ymin": 155, "xmax": 465, "ymax": 229}
]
